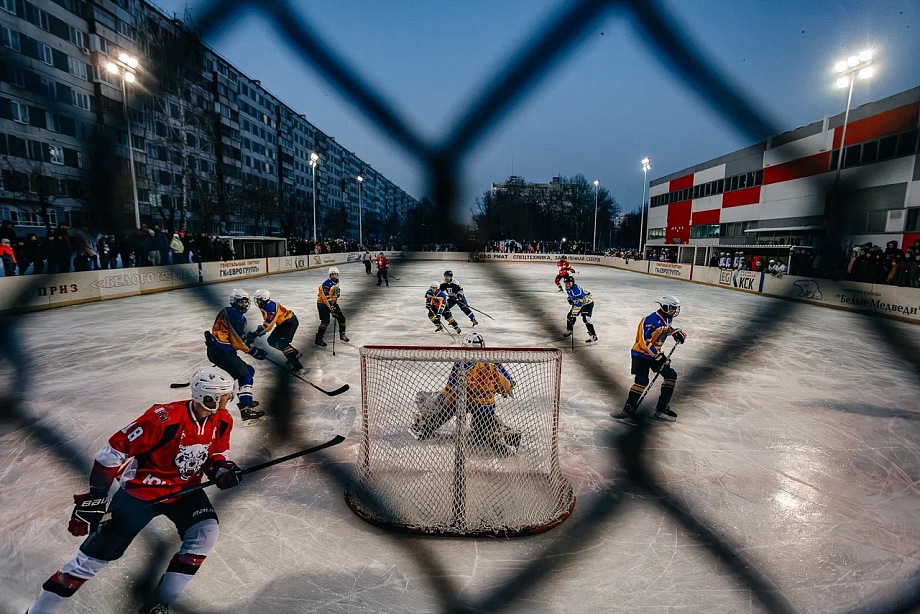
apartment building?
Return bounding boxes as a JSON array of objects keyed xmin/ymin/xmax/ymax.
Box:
[{"xmin": 0, "ymin": 0, "xmax": 417, "ymax": 240}]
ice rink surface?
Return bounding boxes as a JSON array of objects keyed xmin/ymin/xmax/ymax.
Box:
[{"xmin": 2, "ymin": 260, "xmax": 919, "ymax": 613}]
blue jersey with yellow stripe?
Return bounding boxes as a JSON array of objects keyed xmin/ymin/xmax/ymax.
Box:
[
  {"xmin": 631, "ymin": 310, "xmax": 673, "ymax": 359},
  {"xmin": 440, "ymin": 361, "xmax": 513, "ymax": 407},
  {"xmin": 210, "ymin": 307, "xmax": 250, "ymax": 352},
  {"xmin": 565, "ymin": 283, "xmax": 593, "ymax": 308},
  {"xmin": 317, "ymin": 279, "xmax": 340, "ymax": 307},
  {"xmin": 425, "ymin": 289, "xmax": 449, "ymax": 314},
  {"xmin": 256, "ymin": 300, "xmax": 296, "ymax": 335}
]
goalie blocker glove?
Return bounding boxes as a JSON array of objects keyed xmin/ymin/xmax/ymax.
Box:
[
  {"xmin": 68, "ymin": 490, "xmax": 108, "ymax": 536},
  {"xmin": 207, "ymin": 460, "xmax": 243, "ymax": 490}
]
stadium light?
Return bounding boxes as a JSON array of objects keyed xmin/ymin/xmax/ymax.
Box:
[
  {"xmin": 832, "ymin": 48, "xmax": 875, "ymax": 195},
  {"xmin": 593, "ymin": 180, "xmax": 600, "ymax": 253},
  {"xmin": 309, "ymin": 153, "xmax": 319, "ymax": 242},
  {"xmin": 105, "ymin": 53, "xmax": 143, "ymax": 228},
  {"xmin": 640, "ymin": 157, "xmax": 651, "ymax": 255},
  {"xmin": 357, "ymin": 174, "xmax": 364, "ymax": 248}
]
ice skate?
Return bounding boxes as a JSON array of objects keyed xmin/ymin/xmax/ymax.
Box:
[
  {"xmin": 339, "ymin": 332, "xmax": 350, "ymax": 343},
  {"xmin": 613, "ymin": 402, "xmax": 639, "ymax": 425},
  {"xmin": 585, "ymin": 334, "xmax": 598, "ymax": 343},
  {"xmin": 557, "ymin": 286, "xmax": 564, "ymax": 292},
  {"xmin": 471, "ymin": 319, "xmax": 479, "ymax": 327},
  {"xmin": 562, "ymin": 330, "xmax": 573, "ymax": 338},
  {"xmin": 653, "ymin": 404, "xmax": 677, "ymax": 422},
  {"xmin": 315, "ymin": 335, "xmax": 327, "ymax": 347},
  {"xmin": 238, "ymin": 402, "xmax": 265, "ymax": 422}
]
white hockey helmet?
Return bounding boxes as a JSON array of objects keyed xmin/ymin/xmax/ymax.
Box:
[
  {"xmin": 463, "ymin": 332, "xmax": 485, "ymax": 347},
  {"xmin": 328, "ymin": 266, "xmax": 340, "ymax": 278},
  {"xmin": 430, "ymin": 281, "xmax": 440, "ymax": 291},
  {"xmin": 253, "ymin": 289, "xmax": 271, "ymax": 306},
  {"xmin": 190, "ymin": 367, "xmax": 236, "ymax": 410},
  {"xmin": 229, "ymin": 288, "xmax": 250, "ymax": 312},
  {"xmin": 657, "ymin": 295, "xmax": 680, "ymax": 317}
]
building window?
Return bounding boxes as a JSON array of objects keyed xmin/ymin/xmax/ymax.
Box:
[
  {"xmin": 49, "ymin": 145, "xmax": 65, "ymax": 165},
  {"xmin": 843, "ymin": 144, "xmax": 861, "ymax": 168},
  {"xmin": 690, "ymin": 224, "xmax": 720, "ymax": 239},
  {"xmin": 897, "ymin": 129, "xmax": 918, "ymax": 157},
  {"xmin": 68, "ymin": 57, "xmax": 88, "ymax": 80},
  {"xmin": 906, "ymin": 208, "xmax": 920, "ymax": 233},
  {"xmin": 69, "ymin": 26, "xmax": 87, "ymax": 50},
  {"xmin": 46, "ymin": 112, "xmax": 61, "ymax": 132},
  {"xmin": 0, "ymin": 0, "xmax": 15, "ymax": 15},
  {"xmin": 1, "ymin": 25, "xmax": 19, "ymax": 51},
  {"xmin": 878, "ymin": 135, "xmax": 897, "ymax": 160},
  {"xmin": 37, "ymin": 42, "xmax": 53, "ymax": 65},
  {"xmin": 77, "ymin": 152, "xmax": 88, "ymax": 169},
  {"xmin": 72, "ymin": 91, "xmax": 91, "ymax": 110},
  {"xmin": 867, "ymin": 210, "xmax": 888, "ymax": 233},
  {"xmin": 11, "ymin": 100, "xmax": 29, "ymax": 124}
]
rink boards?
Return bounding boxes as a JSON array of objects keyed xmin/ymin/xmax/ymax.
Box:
[{"xmin": 0, "ymin": 250, "xmax": 917, "ymax": 323}]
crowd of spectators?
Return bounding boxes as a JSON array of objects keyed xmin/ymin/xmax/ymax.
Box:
[
  {"xmin": 845, "ymin": 240, "xmax": 920, "ymax": 288},
  {"xmin": 0, "ymin": 220, "xmax": 244, "ymax": 275},
  {"xmin": 480, "ymin": 239, "xmax": 606, "ymax": 254}
]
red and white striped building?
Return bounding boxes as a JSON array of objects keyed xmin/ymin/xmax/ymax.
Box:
[{"xmin": 646, "ymin": 87, "xmax": 920, "ymax": 250}]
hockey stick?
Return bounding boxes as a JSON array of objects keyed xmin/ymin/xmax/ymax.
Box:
[
  {"xmin": 615, "ymin": 342, "xmax": 680, "ymax": 422},
  {"xmin": 389, "ymin": 274, "xmax": 400, "ymax": 281},
  {"xmin": 264, "ymin": 356, "xmax": 350, "ymax": 396},
  {"xmin": 170, "ymin": 361, "xmax": 214, "ymax": 388},
  {"xmin": 466, "ymin": 304, "xmax": 494, "ymax": 320},
  {"xmin": 332, "ymin": 318, "xmax": 337, "ymax": 356},
  {"xmin": 146, "ymin": 435, "xmax": 345, "ymax": 504}
]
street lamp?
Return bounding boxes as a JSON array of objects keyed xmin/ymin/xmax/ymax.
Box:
[
  {"xmin": 833, "ymin": 49, "xmax": 874, "ymax": 192},
  {"xmin": 357, "ymin": 174, "xmax": 364, "ymax": 248},
  {"xmin": 106, "ymin": 55, "xmax": 141, "ymax": 228},
  {"xmin": 639, "ymin": 157, "xmax": 651, "ymax": 255},
  {"xmin": 592, "ymin": 180, "xmax": 600, "ymax": 253},
  {"xmin": 309, "ymin": 152, "xmax": 319, "ymax": 243}
]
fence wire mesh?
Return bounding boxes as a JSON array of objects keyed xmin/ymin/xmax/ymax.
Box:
[{"xmin": 1, "ymin": 0, "xmax": 918, "ymax": 613}]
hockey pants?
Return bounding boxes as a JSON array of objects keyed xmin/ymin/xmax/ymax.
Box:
[
  {"xmin": 626, "ymin": 355, "xmax": 677, "ymax": 411},
  {"xmin": 364, "ymin": 260, "xmax": 372, "ymax": 274},
  {"xmin": 566, "ymin": 303, "xmax": 596, "ymax": 336},
  {"xmin": 377, "ymin": 269, "xmax": 388, "ymax": 285},
  {"xmin": 428, "ymin": 307, "xmax": 459, "ymax": 329},
  {"xmin": 447, "ymin": 295, "xmax": 476, "ymax": 321},
  {"xmin": 267, "ymin": 318, "xmax": 302, "ymax": 370},
  {"xmin": 31, "ymin": 489, "xmax": 218, "ymax": 612},
  {"xmin": 206, "ymin": 345, "xmax": 255, "ymax": 407},
  {"xmin": 317, "ymin": 303, "xmax": 346, "ymax": 340}
]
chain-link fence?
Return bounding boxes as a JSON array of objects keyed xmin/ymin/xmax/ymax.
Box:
[{"xmin": 2, "ymin": 0, "xmax": 919, "ymax": 612}]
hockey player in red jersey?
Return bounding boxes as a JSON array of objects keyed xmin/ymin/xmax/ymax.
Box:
[
  {"xmin": 554, "ymin": 255, "xmax": 578, "ymax": 291},
  {"xmin": 375, "ymin": 252, "xmax": 389, "ymax": 286},
  {"xmin": 27, "ymin": 368, "xmax": 243, "ymax": 614}
]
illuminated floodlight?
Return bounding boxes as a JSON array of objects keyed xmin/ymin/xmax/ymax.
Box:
[
  {"xmin": 357, "ymin": 175, "xmax": 363, "ymax": 182},
  {"xmin": 593, "ymin": 180, "xmax": 599, "ymax": 187},
  {"xmin": 124, "ymin": 72, "xmax": 136, "ymax": 83},
  {"xmin": 858, "ymin": 49, "xmax": 873, "ymax": 62},
  {"xmin": 847, "ymin": 55, "xmax": 859, "ymax": 67},
  {"xmin": 835, "ymin": 60, "xmax": 848, "ymax": 73},
  {"xmin": 836, "ymin": 76, "xmax": 850, "ymax": 89},
  {"xmin": 106, "ymin": 62, "xmax": 119, "ymax": 74},
  {"xmin": 126, "ymin": 56, "xmax": 139, "ymax": 69},
  {"xmin": 858, "ymin": 67, "xmax": 873, "ymax": 80}
]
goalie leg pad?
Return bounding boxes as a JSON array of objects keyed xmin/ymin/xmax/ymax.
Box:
[{"xmin": 412, "ymin": 392, "xmax": 456, "ymax": 439}]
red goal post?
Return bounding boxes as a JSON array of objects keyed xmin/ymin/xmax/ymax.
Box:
[{"xmin": 345, "ymin": 345, "xmax": 575, "ymax": 536}]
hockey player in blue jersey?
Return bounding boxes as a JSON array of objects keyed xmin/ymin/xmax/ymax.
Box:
[
  {"xmin": 618, "ymin": 295, "xmax": 687, "ymax": 422},
  {"xmin": 426, "ymin": 282, "xmax": 462, "ymax": 334},
  {"xmin": 204, "ymin": 288, "xmax": 267, "ymax": 422},
  {"xmin": 250, "ymin": 289, "xmax": 305, "ymax": 374},
  {"xmin": 562, "ymin": 275, "xmax": 597, "ymax": 343},
  {"xmin": 440, "ymin": 270, "xmax": 478, "ymax": 326}
]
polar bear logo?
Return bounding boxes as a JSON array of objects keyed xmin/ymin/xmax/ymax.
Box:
[
  {"xmin": 794, "ymin": 279, "xmax": 822, "ymax": 300},
  {"xmin": 174, "ymin": 443, "xmax": 210, "ymax": 480}
]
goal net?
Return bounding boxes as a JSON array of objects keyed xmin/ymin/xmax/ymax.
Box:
[{"xmin": 345, "ymin": 345, "xmax": 575, "ymax": 536}]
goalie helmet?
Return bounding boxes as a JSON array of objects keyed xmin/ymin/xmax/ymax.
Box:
[
  {"xmin": 657, "ymin": 295, "xmax": 680, "ymax": 318},
  {"xmin": 328, "ymin": 267, "xmax": 340, "ymax": 279},
  {"xmin": 229, "ymin": 288, "xmax": 250, "ymax": 313},
  {"xmin": 253, "ymin": 289, "xmax": 271, "ymax": 307},
  {"xmin": 463, "ymin": 332, "xmax": 485, "ymax": 347},
  {"xmin": 190, "ymin": 367, "xmax": 236, "ymax": 411}
]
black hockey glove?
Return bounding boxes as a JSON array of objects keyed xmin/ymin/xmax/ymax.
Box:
[
  {"xmin": 654, "ymin": 352, "xmax": 670, "ymax": 367},
  {"xmin": 68, "ymin": 490, "xmax": 108, "ymax": 536},
  {"xmin": 249, "ymin": 347, "xmax": 268, "ymax": 360},
  {"xmin": 207, "ymin": 460, "xmax": 243, "ymax": 490},
  {"xmin": 244, "ymin": 331, "xmax": 258, "ymax": 344},
  {"xmin": 567, "ymin": 298, "xmax": 574, "ymax": 305},
  {"xmin": 672, "ymin": 329, "xmax": 687, "ymax": 344}
]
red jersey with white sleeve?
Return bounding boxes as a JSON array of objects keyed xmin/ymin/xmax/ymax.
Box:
[
  {"xmin": 89, "ymin": 400, "xmax": 233, "ymax": 502},
  {"xmin": 376, "ymin": 255, "xmax": 389, "ymax": 271},
  {"xmin": 557, "ymin": 260, "xmax": 574, "ymax": 276}
]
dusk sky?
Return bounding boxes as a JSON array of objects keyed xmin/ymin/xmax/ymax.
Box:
[{"xmin": 152, "ymin": 0, "xmax": 919, "ymax": 217}]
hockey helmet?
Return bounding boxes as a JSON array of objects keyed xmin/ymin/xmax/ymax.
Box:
[
  {"xmin": 443, "ymin": 270, "xmax": 453, "ymax": 280},
  {"xmin": 430, "ymin": 281, "xmax": 440, "ymax": 291},
  {"xmin": 328, "ymin": 266, "xmax": 340, "ymax": 279},
  {"xmin": 559, "ymin": 254, "xmax": 567, "ymax": 260},
  {"xmin": 229, "ymin": 288, "xmax": 250, "ymax": 312},
  {"xmin": 657, "ymin": 295, "xmax": 680, "ymax": 317},
  {"xmin": 191, "ymin": 367, "xmax": 236, "ymax": 411},
  {"xmin": 463, "ymin": 332, "xmax": 485, "ymax": 347},
  {"xmin": 562, "ymin": 275, "xmax": 575, "ymax": 285},
  {"xmin": 253, "ymin": 289, "xmax": 271, "ymax": 307}
]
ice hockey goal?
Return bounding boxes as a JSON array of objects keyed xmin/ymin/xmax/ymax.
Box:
[{"xmin": 345, "ymin": 345, "xmax": 575, "ymax": 536}]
